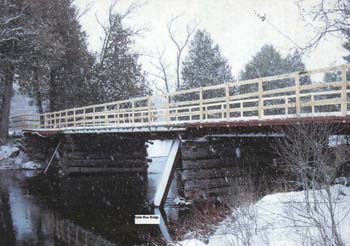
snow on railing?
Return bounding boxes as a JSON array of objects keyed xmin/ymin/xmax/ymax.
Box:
[{"xmin": 10, "ymin": 64, "xmax": 350, "ymax": 131}]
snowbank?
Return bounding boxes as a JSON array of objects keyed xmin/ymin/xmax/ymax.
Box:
[
  {"xmin": 178, "ymin": 185, "xmax": 350, "ymax": 246},
  {"xmin": 0, "ymin": 144, "xmax": 43, "ymax": 170},
  {"xmin": 0, "ymin": 145, "xmax": 20, "ymax": 160}
]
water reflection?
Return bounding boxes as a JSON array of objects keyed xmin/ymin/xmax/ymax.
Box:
[
  {"xmin": 0, "ymin": 171, "xmax": 54, "ymax": 245},
  {"xmin": 0, "ymin": 170, "xmax": 166, "ymax": 245}
]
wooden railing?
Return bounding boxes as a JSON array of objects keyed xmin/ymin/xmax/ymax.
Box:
[{"xmin": 10, "ymin": 64, "xmax": 350, "ymax": 131}]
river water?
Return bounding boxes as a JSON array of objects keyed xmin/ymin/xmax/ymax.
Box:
[
  {"xmin": 0, "ymin": 139, "xmax": 276, "ymax": 245},
  {"xmin": 0, "ymin": 156, "xmax": 182, "ymax": 246}
]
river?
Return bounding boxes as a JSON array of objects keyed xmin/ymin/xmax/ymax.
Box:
[{"xmin": 0, "ymin": 156, "xmax": 182, "ymax": 246}]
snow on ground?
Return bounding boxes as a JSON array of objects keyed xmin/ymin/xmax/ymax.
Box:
[
  {"xmin": 0, "ymin": 145, "xmax": 20, "ymax": 161},
  {"xmin": 178, "ymin": 184, "xmax": 350, "ymax": 246},
  {"xmin": 0, "ymin": 144, "xmax": 43, "ymax": 170}
]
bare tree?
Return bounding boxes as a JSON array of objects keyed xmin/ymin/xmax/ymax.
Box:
[
  {"xmin": 76, "ymin": 0, "xmax": 94, "ymax": 20},
  {"xmin": 297, "ymin": 0, "xmax": 350, "ymax": 50},
  {"xmin": 275, "ymin": 123, "xmax": 348, "ymax": 245},
  {"xmin": 96, "ymin": 0, "xmax": 147, "ymax": 64},
  {"xmin": 167, "ymin": 16, "xmax": 197, "ymax": 90},
  {"xmin": 149, "ymin": 48, "xmax": 171, "ymax": 94}
]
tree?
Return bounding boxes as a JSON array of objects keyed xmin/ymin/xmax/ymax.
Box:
[
  {"xmin": 167, "ymin": 16, "xmax": 197, "ymax": 91},
  {"xmin": 149, "ymin": 17, "xmax": 197, "ymax": 95},
  {"xmin": 0, "ymin": 0, "xmax": 34, "ymax": 141},
  {"xmin": 95, "ymin": 2, "xmax": 150, "ymax": 102},
  {"xmin": 15, "ymin": 0, "xmax": 96, "ymax": 112},
  {"xmin": 149, "ymin": 48, "xmax": 172, "ymax": 95},
  {"xmin": 181, "ymin": 29, "xmax": 233, "ymax": 89},
  {"xmin": 275, "ymin": 123, "xmax": 347, "ymax": 245},
  {"xmin": 239, "ymin": 45, "xmax": 308, "ymax": 97},
  {"xmin": 342, "ymin": 29, "xmax": 350, "ymax": 63},
  {"xmin": 297, "ymin": 0, "xmax": 350, "ymax": 50},
  {"xmin": 240, "ymin": 44, "xmax": 305, "ymax": 80},
  {"xmin": 43, "ymin": 0, "xmax": 95, "ymax": 111}
]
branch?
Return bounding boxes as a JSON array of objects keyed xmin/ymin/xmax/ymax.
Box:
[{"xmin": 76, "ymin": 1, "xmax": 94, "ymax": 20}]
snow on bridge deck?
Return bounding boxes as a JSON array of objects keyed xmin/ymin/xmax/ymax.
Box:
[{"xmin": 10, "ymin": 64, "xmax": 350, "ymax": 136}]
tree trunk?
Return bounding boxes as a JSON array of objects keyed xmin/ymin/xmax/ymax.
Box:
[
  {"xmin": 32, "ymin": 67, "xmax": 43, "ymax": 114},
  {"xmin": 49, "ymin": 68, "xmax": 57, "ymax": 112},
  {"xmin": 0, "ymin": 64, "xmax": 14, "ymax": 143},
  {"xmin": 176, "ymin": 52, "xmax": 180, "ymax": 90}
]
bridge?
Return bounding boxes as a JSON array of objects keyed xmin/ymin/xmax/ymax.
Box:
[
  {"xmin": 10, "ymin": 64, "xmax": 350, "ymax": 135},
  {"xmin": 9, "ymin": 64, "xmax": 350, "ymax": 207}
]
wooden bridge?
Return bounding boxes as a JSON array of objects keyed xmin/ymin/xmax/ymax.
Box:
[
  {"xmin": 10, "ymin": 64, "xmax": 350, "ymax": 207},
  {"xmin": 10, "ymin": 64, "xmax": 350, "ymax": 135}
]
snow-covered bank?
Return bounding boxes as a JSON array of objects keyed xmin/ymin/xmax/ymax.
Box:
[
  {"xmin": 0, "ymin": 144, "xmax": 43, "ymax": 170},
  {"xmin": 179, "ymin": 184, "xmax": 350, "ymax": 246}
]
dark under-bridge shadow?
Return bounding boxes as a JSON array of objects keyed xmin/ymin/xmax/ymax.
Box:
[{"xmin": 0, "ymin": 170, "xmax": 169, "ymax": 245}]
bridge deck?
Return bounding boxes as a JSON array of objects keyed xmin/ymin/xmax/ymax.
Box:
[{"xmin": 10, "ymin": 64, "xmax": 350, "ymax": 135}]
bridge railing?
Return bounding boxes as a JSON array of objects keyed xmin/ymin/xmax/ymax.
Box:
[
  {"xmin": 10, "ymin": 64, "xmax": 350, "ymax": 130},
  {"xmin": 10, "ymin": 114, "xmax": 41, "ymax": 130}
]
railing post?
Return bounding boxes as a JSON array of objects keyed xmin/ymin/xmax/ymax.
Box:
[
  {"xmin": 131, "ymin": 99, "xmax": 135, "ymax": 125},
  {"xmin": 285, "ymin": 96, "xmax": 289, "ymax": 116},
  {"xmin": 58, "ymin": 111, "xmax": 61, "ymax": 128},
  {"xmin": 83, "ymin": 109, "xmax": 86, "ymax": 127},
  {"xmin": 166, "ymin": 95, "xmax": 170, "ymax": 124},
  {"xmin": 258, "ymin": 79, "xmax": 263, "ymax": 119},
  {"xmin": 225, "ymin": 83, "xmax": 230, "ymax": 120},
  {"xmin": 73, "ymin": 109, "xmax": 76, "ymax": 127},
  {"xmin": 104, "ymin": 105, "xmax": 108, "ymax": 126},
  {"xmin": 116, "ymin": 103, "xmax": 119, "ymax": 125},
  {"xmin": 65, "ymin": 110, "xmax": 68, "ymax": 128},
  {"xmin": 93, "ymin": 107, "xmax": 96, "ymax": 127},
  {"xmin": 341, "ymin": 64, "xmax": 347, "ymax": 116},
  {"xmin": 295, "ymin": 72, "xmax": 301, "ymax": 116},
  {"xmin": 199, "ymin": 87, "xmax": 203, "ymax": 121},
  {"xmin": 148, "ymin": 96, "xmax": 152, "ymax": 125}
]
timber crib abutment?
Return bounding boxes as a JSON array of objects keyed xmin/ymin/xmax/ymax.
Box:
[
  {"xmin": 178, "ymin": 136, "xmax": 281, "ymax": 203},
  {"xmin": 23, "ymin": 131, "xmax": 283, "ymax": 205},
  {"xmin": 23, "ymin": 133, "xmax": 150, "ymax": 175},
  {"xmin": 60, "ymin": 134, "xmax": 149, "ymax": 174}
]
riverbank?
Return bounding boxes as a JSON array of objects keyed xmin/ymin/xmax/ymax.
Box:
[
  {"xmin": 178, "ymin": 184, "xmax": 350, "ymax": 246},
  {"xmin": 0, "ymin": 141, "xmax": 43, "ymax": 170}
]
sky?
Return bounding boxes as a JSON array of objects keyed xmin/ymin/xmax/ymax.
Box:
[{"xmin": 74, "ymin": 0, "xmax": 347, "ymax": 92}]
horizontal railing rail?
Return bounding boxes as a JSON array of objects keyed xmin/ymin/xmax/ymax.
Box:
[{"xmin": 10, "ymin": 64, "xmax": 350, "ymax": 131}]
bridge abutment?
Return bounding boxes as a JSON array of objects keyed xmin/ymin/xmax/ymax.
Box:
[
  {"xmin": 178, "ymin": 136, "xmax": 280, "ymax": 203},
  {"xmin": 23, "ymin": 133, "xmax": 150, "ymax": 175},
  {"xmin": 60, "ymin": 134, "xmax": 149, "ymax": 174},
  {"xmin": 23, "ymin": 132, "xmax": 282, "ymax": 206}
]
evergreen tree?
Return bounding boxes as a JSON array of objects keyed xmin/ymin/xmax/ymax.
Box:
[
  {"xmin": 44, "ymin": 0, "xmax": 96, "ymax": 111},
  {"xmin": 0, "ymin": 0, "xmax": 34, "ymax": 141},
  {"xmin": 96, "ymin": 13, "xmax": 149, "ymax": 102},
  {"xmin": 342, "ymin": 29, "xmax": 350, "ymax": 63},
  {"xmin": 239, "ymin": 45, "xmax": 308, "ymax": 94},
  {"xmin": 181, "ymin": 30, "xmax": 233, "ymax": 89},
  {"xmin": 240, "ymin": 45, "xmax": 306, "ymax": 80},
  {"xmin": 16, "ymin": 0, "xmax": 96, "ymax": 112}
]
